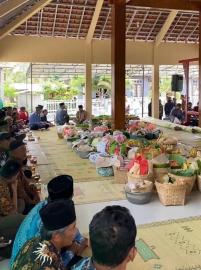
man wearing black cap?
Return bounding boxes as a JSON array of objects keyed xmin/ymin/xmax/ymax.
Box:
[
  {"xmin": 12, "ymin": 200, "xmax": 77, "ymax": 270},
  {"xmin": 0, "ymin": 160, "xmax": 24, "ymax": 259},
  {"xmin": 10, "ymin": 175, "xmax": 87, "ymax": 268},
  {"xmin": 9, "ymin": 140, "xmax": 40, "ymax": 214},
  {"xmin": 72, "ymin": 206, "xmax": 137, "ymax": 270},
  {"xmin": 56, "ymin": 102, "xmax": 69, "ymax": 125}
]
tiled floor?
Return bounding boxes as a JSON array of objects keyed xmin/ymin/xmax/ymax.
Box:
[
  {"xmin": 1, "ymin": 192, "xmax": 201, "ymax": 269},
  {"xmin": 75, "ymin": 192, "xmax": 201, "ymax": 233}
]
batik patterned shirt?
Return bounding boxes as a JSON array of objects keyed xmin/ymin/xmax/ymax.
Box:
[
  {"xmin": 0, "ymin": 180, "xmax": 14, "ymax": 216},
  {"xmin": 12, "ymin": 237, "xmax": 66, "ymax": 270}
]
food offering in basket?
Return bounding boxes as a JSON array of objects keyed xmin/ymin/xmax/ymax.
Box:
[
  {"xmin": 76, "ymin": 144, "xmax": 94, "ymax": 159},
  {"xmin": 95, "ymin": 154, "xmax": 114, "ymax": 177},
  {"xmin": 158, "ymin": 135, "xmax": 178, "ymax": 153},
  {"xmin": 76, "ymin": 123, "xmax": 90, "ymax": 131},
  {"xmin": 152, "ymin": 154, "xmax": 170, "ymax": 182},
  {"xmin": 155, "ymin": 174, "xmax": 187, "ymax": 206},
  {"xmin": 113, "ymin": 158, "xmax": 129, "ymax": 184},
  {"xmin": 126, "ymin": 154, "xmax": 153, "ymax": 183},
  {"xmin": 63, "ymin": 126, "xmax": 78, "ymax": 139},
  {"xmin": 108, "ymin": 134, "xmax": 127, "ymax": 157},
  {"xmin": 169, "ymin": 154, "xmax": 186, "ymax": 169},
  {"xmin": 125, "ymin": 180, "xmax": 153, "ymax": 204},
  {"xmin": 169, "ymin": 169, "xmax": 196, "ymax": 195}
]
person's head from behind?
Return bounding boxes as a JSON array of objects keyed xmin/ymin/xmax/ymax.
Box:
[
  {"xmin": 188, "ymin": 102, "xmax": 192, "ymax": 110},
  {"xmin": 40, "ymin": 200, "xmax": 77, "ymax": 248},
  {"xmin": 13, "ymin": 107, "xmax": 18, "ymax": 113},
  {"xmin": 6, "ymin": 107, "xmax": 13, "ymax": 116},
  {"xmin": 35, "ymin": 106, "xmax": 42, "ymax": 115},
  {"xmin": 167, "ymin": 96, "xmax": 172, "ymax": 102},
  {"xmin": 0, "ymin": 132, "xmax": 14, "ymax": 150},
  {"xmin": 20, "ymin": 107, "xmax": 26, "ymax": 112},
  {"xmin": 47, "ymin": 175, "xmax": 74, "ymax": 202},
  {"xmin": 176, "ymin": 103, "xmax": 182, "ymax": 110},
  {"xmin": 59, "ymin": 102, "xmax": 65, "ymax": 109},
  {"xmin": 0, "ymin": 109, "xmax": 6, "ymax": 120},
  {"xmin": 78, "ymin": 105, "xmax": 83, "ymax": 112},
  {"xmin": 0, "ymin": 160, "xmax": 21, "ymax": 184},
  {"xmin": 9, "ymin": 140, "xmax": 27, "ymax": 163},
  {"xmin": 89, "ymin": 205, "xmax": 137, "ymax": 269},
  {"xmin": 42, "ymin": 109, "xmax": 48, "ymax": 116}
]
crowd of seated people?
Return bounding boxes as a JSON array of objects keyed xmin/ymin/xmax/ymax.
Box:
[{"xmin": 0, "ymin": 105, "xmax": 137, "ymax": 270}]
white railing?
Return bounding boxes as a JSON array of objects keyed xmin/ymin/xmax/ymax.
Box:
[{"xmin": 43, "ymin": 98, "xmax": 112, "ymax": 121}]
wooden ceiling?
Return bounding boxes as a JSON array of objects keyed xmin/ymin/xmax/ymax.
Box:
[{"xmin": 0, "ymin": 0, "xmax": 199, "ymax": 43}]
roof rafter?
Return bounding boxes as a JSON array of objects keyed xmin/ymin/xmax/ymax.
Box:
[
  {"xmin": 0, "ymin": 0, "xmax": 52, "ymax": 40},
  {"xmin": 155, "ymin": 10, "xmax": 178, "ymax": 46},
  {"xmin": 0, "ymin": 0, "xmax": 31, "ymax": 18},
  {"xmin": 86, "ymin": 0, "xmax": 104, "ymax": 44},
  {"xmin": 127, "ymin": 0, "xmax": 201, "ymax": 11}
]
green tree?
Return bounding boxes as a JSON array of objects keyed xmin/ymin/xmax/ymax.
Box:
[
  {"xmin": 42, "ymin": 78, "xmax": 79, "ymax": 100},
  {"xmin": 160, "ymin": 78, "xmax": 171, "ymax": 93},
  {"xmin": 4, "ymin": 82, "xmax": 18, "ymax": 103}
]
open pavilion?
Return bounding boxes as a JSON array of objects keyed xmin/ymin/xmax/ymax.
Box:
[{"xmin": 1, "ymin": 1, "xmax": 201, "ymax": 269}]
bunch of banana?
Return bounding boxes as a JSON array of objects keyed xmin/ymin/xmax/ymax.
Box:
[
  {"xmin": 190, "ymin": 148, "xmax": 197, "ymax": 158},
  {"xmin": 127, "ymin": 139, "xmax": 140, "ymax": 147},
  {"xmin": 182, "ymin": 162, "xmax": 189, "ymax": 170}
]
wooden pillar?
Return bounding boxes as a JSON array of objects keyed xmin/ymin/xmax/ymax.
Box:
[
  {"xmin": 199, "ymin": 10, "xmax": 201, "ymax": 127},
  {"xmin": 85, "ymin": 43, "xmax": 92, "ymax": 119},
  {"xmin": 111, "ymin": 0, "xmax": 126, "ymax": 129},
  {"xmin": 152, "ymin": 47, "xmax": 160, "ymax": 119}
]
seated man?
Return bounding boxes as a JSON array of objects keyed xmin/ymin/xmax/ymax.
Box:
[
  {"xmin": 56, "ymin": 102, "xmax": 69, "ymax": 125},
  {"xmin": 0, "ymin": 132, "xmax": 14, "ymax": 167},
  {"xmin": 170, "ymin": 103, "xmax": 184, "ymax": 124},
  {"xmin": 29, "ymin": 106, "xmax": 49, "ymax": 130},
  {"xmin": 41, "ymin": 109, "xmax": 53, "ymax": 126},
  {"xmin": 18, "ymin": 107, "xmax": 29, "ymax": 124},
  {"xmin": 9, "ymin": 140, "xmax": 40, "ymax": 214},
  {"xmin": 10, "ymin": 175, "xmax": 87, "ymax": 268},
  {"xmin": 72, "ymin": 205, "xmax": 137, "ymax": 270},
  {"xmin": 76, "ymin": 105, "xmax": 87, "ymax": 124},
  {"xmin": 12, "ymin": 200, "xmax": 77, "ymax": 270},
  {"xmin": 0, "ymin": 160, "xmax": 24, "ymax": 259}
]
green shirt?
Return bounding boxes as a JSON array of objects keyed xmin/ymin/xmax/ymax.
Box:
[{"xmin": 12, "ymin": 236, "xmax": 66, "ymax": 270}]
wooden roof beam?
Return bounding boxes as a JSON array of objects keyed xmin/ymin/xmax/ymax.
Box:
[
  {"xmin": 127, "ymin": 0, "xmax": 201, "ymax": 11},
  {"xmin": 0, "ymin": 0, "xmax": 52, "ymax": 40},
  {"xmin": 0, "ymin": 0, "xmax": 31, "ymax": 18},
  {"xmin": 86, "ymin": 0, "xmax": 104, "ymax": 44},
  {"xmin": 155, "ymin": 10, "xmax": 178, "ymax": 46}
]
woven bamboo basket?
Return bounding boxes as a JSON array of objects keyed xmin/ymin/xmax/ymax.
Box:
[
  {"xmin": 113, "ymin": 166, "xmax": 128, "ymax": 184},
  {"xmin": 127, "ymin": 172, "xmax": 153, "ymax": 183},
  {"xmin": 155, "ymin": 181, "xmax": 186, "ymax": 206},
  {"xmin": 169, "ymin": 173, "xmax": 196, "ymax": 195},
  {"xmin": 153, "ymin": 167, "xmax": 170, "ymax": 183}
]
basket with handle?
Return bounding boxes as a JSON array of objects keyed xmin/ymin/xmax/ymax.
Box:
[{"xmin": 155, "ymin": 181, "xmax": 186, "ymax": 206}]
